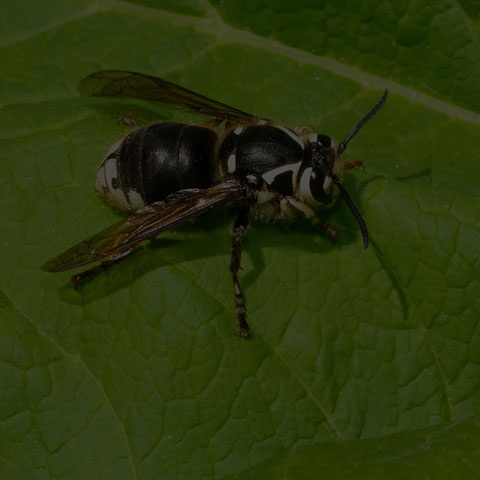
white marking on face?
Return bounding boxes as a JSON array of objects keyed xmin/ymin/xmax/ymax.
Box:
[
  {"xmin": 127, "ymin": 190, "xmax": 145, "ymax": 210},
  {"xmin": 261, "ymin": 162, "xmax": 301, "ymax": 186},
  {"xmin": 234, "ymin": 126, "xmax": 243, "ymax": 135},
  {"xmin": 275, "ymin": 126, "xmax": 305, "ymax": 149},
  {"xmin": 257, "ymin": 119, "xmax": 268, "ymax": 125},
  {"xmin": 323, "ymin": 175, "xmax": 333, "ymax": 193},
  {"xmin": 298, "ymin": 167, "xmax": 314, "ymax": 202},
  {"xmin": 227, "ymin": 153, "xmax": 236, "ymax": 173},
  {"xmin": 308, "ymin": 133, "xmax": 318, "ymax": 144}
]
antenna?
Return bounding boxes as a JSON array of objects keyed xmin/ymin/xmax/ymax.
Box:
[
  {"xmin": 338, "ymin": 89, "xmax": 389, "ymax": 156},
  {"xmin": 332, "ymin": 176, "xmax": 369, "ymax": 249}
]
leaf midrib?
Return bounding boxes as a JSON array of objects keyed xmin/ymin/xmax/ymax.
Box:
[{"xmin": 3, "ymin": 0, "xmax": 480, "ymax": 125}]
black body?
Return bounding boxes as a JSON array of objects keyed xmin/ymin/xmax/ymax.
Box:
[
  {"xmin": 219, "ymin": 126, "xmax": 303, "ymax": 179},
  {"xmin": 115, "ymin": 123, "xmax": 216, "ymax": 205},
  {"xmin": 42, "ymin": 70, "xmax": 389, "ymax": 338},
  {"xmin": 99, "ymin": 121, "xmax": 312, "ymax": 212}
]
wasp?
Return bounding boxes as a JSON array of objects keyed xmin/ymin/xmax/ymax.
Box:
[{"xmin": 42, "ymin": 70, "xmax": 388, "ymax": 337}]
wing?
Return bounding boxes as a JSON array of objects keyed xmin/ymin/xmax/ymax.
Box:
[
  {"xmin": 79, "ymin": 70, "xmax": 258, "ymax": 125},
  {"xmin": 41, "ymin": 180, "xmax": 245, "ymax": 273}
]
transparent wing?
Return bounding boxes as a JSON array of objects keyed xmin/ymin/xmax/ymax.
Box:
[
  {"xmin": 79, "ymin": 70, "xmax": 258, "ymax": 124},
  {"xmin": 41, "ymin": 180, "xmax": 245, "ymax": 272}
]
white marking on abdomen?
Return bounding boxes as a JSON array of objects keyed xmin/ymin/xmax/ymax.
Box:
[
  {"xmin": 104, "ymin": 158, "xmax": 117, "ymax": 186},
  {"xmin": 127, "ymin": 190, "xmax": 145, "ymax": 210},
  {"xmin": 227, "ymin": 153, "xmax": 236, "ymax": 173},
  {"xmin": 96, "ymin": 139, "xmax": 123, "ymax": 194},
  {"xmin": 262, "ymin": 161, "xmax": 301, "ymax": 186},
  {"xmin": 102, "ymin": 139, "xmax": 123, "ymax": 162},
  {"xmin": 104, "ymin": 158, "xmax": 129, "ymax": 209},
  {"xmin": 110, "ymin": 189, "xmax": 129, "ymax": 210},
  {"xmin": 95, "ymin": 166, "xmax": 107, "ymax": 193},
  {"xmin": 275, "ymin": 126, "xmax": 305, "ymax": 149}
]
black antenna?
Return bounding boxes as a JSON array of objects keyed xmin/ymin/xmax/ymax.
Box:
[
  {"xmin": 338, "ymin": 89, "xmax": 388, "ymax": 156},
  {"xmin": 332, "ymin": 176, "xmax": 369, "ymax": 249}
]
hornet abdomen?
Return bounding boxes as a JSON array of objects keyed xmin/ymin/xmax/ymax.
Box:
[{"xmin": 96, "ymin": 122, "xmax": 217, "ymax": 212}]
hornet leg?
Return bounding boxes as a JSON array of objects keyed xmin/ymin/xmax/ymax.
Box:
[
  {"xmin": 117, "ymin": 115, "xmax": 137, "ymax": 128},
  {"xmin": 230, "ymin": 208, "xmax": 250, "ymax": 337},
  {"xmin": 70, "ymin": 251, "xmax": 131, "ymax": 288},
  {"xmin": 281, "ymin": 197, "xmax": 339, "ymax": 240}
]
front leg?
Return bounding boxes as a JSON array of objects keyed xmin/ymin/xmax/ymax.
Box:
[
  {"xmin": 230, "ymin": 207, "xmax": 250, "ymax": 337},
  {"xmin": 281, "ymin": 197, "xmax": 339, "ymax": 240}
]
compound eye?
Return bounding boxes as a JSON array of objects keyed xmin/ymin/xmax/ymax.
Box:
[{"xmin": 317, "ymin": 134, "xmax": 331, "ymax": 147}]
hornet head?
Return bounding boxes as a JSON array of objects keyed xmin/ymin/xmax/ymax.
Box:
[{"xmin": 297, "ymin": 90, "xmax": 389, "ymax": 248}]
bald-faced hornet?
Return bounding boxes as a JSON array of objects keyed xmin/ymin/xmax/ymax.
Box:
[{"xmin": 42, "ymin": 70, "xmax": 388, "ymax": 337}]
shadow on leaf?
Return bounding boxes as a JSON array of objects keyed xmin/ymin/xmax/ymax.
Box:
[{"xmin": 56, "ymin": 207, "xmax": 347, "ymax": 306}]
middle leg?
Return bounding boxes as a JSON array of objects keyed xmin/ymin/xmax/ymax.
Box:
[{"xmin": 230, "ymin": 207, "xmax": 250, "ymax": 337}]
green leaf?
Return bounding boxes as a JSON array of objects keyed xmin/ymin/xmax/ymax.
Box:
[
  {"xmin": 229, "ymin": 415, "xmax": 480, "ymax": 479},
  {"xmin": 1, "ymin": 1, "xmax": 479, "ymax": 479}
]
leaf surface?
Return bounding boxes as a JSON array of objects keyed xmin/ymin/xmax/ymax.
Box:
[{"xmin": 1, "ymin": 1, "xmax": 480, "ymax": 479}]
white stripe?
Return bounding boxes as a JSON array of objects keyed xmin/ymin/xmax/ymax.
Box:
[
  {"xmin": 95, "ymin": 166, "xmax": 107, "ymax": 193},
  {"xmin": 104, "ymin": 158, "xmax": 117, "ymax": 187},
  {"xmin": 127, "ymin": 190, "xmax": 145, "ymax": 210},
  {"xmin": 97, "ymin": 139, "xmax": 122, "ymax": 195},
  {"xmin": 227, "ymin": 153, "xmax": 236, "ymax": 173},
  {"xmin": 298, "ymin": 167, "xmax": 314, "ymax": 202},
  {"xmin": 262, "ymin": 162, "xmax": 301, "ymax": 186},
  {"xmin": 323, "ymin": 175, "xmax": 333, "ymax": 193},
  {"xmin": 104, "ymin": 158, "xmax": 129, "ymax": 209},
  {"xmin": 110, "ymin": 188, "xmax": 129, "ymax": 210},
  {"xmin": 102, "ymin": 139, "xmax": 123, "ymax": 162},
  {"xmin": 275, "ymin": 126, "xmax": 305, "ymax": 149}
]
